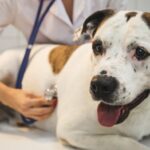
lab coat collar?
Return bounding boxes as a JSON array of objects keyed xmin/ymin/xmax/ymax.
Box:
[
  {"xmin": 49, "ymin": 0, "xmax": 85, "ymax": 27},
  {"xmin": 73, "ymin": 0, "xmax": 85, "ymax": 23}
]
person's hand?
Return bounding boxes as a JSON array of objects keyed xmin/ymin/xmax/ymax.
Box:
[{"xmin": 2, "ymin": 87, "xmax": 57, "ymax": 121}]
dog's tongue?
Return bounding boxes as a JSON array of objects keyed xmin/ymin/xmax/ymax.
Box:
[{"xmin": 97, "ymin": 102, "xmax": 123, "ymax": 127}]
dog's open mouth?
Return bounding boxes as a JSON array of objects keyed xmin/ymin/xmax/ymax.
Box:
[{"xmin": 97, "ymin": 89, "xmax": 150, "ymax": 127}]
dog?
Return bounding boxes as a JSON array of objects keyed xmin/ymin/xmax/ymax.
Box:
[{"xmin": 0, "ymin": 9, "xmax": 150, "ymax": 150}]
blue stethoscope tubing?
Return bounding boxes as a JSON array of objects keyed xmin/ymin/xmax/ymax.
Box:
[{"xmin": 15, "ymin": 0, "xmax": 56, "ymax": 125}]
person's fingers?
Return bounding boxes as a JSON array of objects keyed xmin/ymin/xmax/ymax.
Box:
[
  {"xmin": 49, "ymin": 99, "xmax": 57, "ymax": 107},
  {"xmin": 25, "ymin": 108, "xmax": 55, "ymax": 121},
  {"xmin": 37, "ymin": 114, "xmax": 52, "ymax": 121},
  {"xmin": 29, "ymin": 98, "xmax": 57, "ymax": 108},
  {"xmin": 26, "ymin": 93, "xmax": 41, "ymax": 99},
  {"xmin": 27, "ymin": 114, "xmax": 51, "ymax": 121},
  {"xmin": 28, "ymin": 98, "xmax": 51, "ymax": 108},
  {"xmin": 34, "ymin": 112, "xmax": 54, "ymax": 121},
  {"xmin": 27, "ymin": 106, "xmax": 54, "ymax": 116},
  {"xmin": 25, "ymin": 100, "xmax": 57, "ymax": 116}
]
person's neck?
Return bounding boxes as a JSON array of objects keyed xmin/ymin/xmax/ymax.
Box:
[{"xmin": 62, "ymin": 0, "xmax": 74, "ymax": 23}]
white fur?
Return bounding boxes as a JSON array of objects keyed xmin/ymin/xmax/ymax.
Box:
[{"xmin": 0, "ymin": 11, "xmax": 150, "ymax": 150}]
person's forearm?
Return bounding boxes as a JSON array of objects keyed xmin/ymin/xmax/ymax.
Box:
[
  {"xmin": 0, "ymin": 82, "xmax": 57, "ymax": 120},
  {"xmin": 0, "ymin": 82, "xmax": 12, "ymax": 105}
]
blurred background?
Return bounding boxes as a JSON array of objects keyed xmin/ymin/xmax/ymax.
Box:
[{"xmin": 0, "ymin": 0, "xmax": 150, "ymax": 52}]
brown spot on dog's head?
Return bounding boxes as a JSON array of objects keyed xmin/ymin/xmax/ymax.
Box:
[
  {"xmin": 142, "ymin": 12, "xmax": 150, "ymax": 28},
  {"xmin": 81, "ymin": 9, "xmax": 115, "ymax": 39},
  {"xmin": 126, "ymin": 12, "xmax": 137, "ymax": 22},
  {"xmin": 49, "ymin": 45, "xmax": 79, "ymax": 74}
]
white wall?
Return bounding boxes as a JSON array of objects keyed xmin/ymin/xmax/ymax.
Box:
[
  {"xmin": 0, "ymin": 0, "xmax": 149, "ymax": 52},
  {"xmin": 127, "ymin": 0, "xmax": 150, "ymax": 11}
]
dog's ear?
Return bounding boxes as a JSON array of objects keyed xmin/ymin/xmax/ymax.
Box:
[{"xmin": 74, "ymin": 9, "xmax": 115, "ymax": 43}]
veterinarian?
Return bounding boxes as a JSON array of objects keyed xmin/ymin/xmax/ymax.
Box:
[{"xmin": 0, "ymin": 0, "xmax": 127, "ymax": 121}]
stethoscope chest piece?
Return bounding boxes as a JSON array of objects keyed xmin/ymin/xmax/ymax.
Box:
[{"xmin": 44, "ymin": 85, "xmax": 57, "ymax": 102}]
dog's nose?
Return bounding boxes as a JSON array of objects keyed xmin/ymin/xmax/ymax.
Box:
[{"xmin": 90, "ymin": 75, "xmax": 119, "ymax": 101}]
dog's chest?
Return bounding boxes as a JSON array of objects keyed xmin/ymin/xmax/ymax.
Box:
[
  {"xmin": 22, "ymin": 46, "xmax": 56, "ymax": 95},
  {"xmin": 22, "ymin": 44, "xmax": 78, "ymax": 94}
]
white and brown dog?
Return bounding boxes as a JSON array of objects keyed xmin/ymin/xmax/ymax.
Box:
[{"xmin": 0, "ymin": 10, "xmax": 150, "ymax": 150}]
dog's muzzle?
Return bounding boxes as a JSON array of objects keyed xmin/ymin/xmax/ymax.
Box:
[
  {"xmin": 90, "ymin": 75, "xmax": 119, "ymax": 102},
  {"xmin": 90, "ymin": 76, "xmax": 150, "ymax": 127}
]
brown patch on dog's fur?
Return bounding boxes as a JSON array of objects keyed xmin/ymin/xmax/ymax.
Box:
[
  {"xmin": 142, "ymin": 12, "xmax": 150, "ymax": 28},
  {"xmin": 126, "ymin": 12, "xmax": 137, "ymax": 22},
  {"xmin": 49, "ymin": 45, "xmax": 79, "ymax": 74}
]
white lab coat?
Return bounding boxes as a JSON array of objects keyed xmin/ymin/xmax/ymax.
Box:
[{"xmin": 0, "ymin": 0, "xmax": 128, "ymax": 45}]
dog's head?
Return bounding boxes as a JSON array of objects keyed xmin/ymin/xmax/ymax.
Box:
[{"xmin": 79, "ymin": 9, "xmax": 150, "ymax": 127}]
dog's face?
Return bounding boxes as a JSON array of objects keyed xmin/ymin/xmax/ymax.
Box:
[{"xmin": 79, "ymin": 10, "xmax": 150, "ymax": 127}]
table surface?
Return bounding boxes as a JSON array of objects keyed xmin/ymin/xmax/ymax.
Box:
[{"xmin": 0, "ymin": 123, "xmax": 150, "ymax": 150}]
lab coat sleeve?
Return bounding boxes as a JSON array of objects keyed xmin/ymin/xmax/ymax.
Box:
[
  {"xmin": 0, "ymin": 0, "xmax": 17, "ymax": 32},
  {"xmin": 106, "ymin": 0, "xmax": 128, "ymax": 10}
]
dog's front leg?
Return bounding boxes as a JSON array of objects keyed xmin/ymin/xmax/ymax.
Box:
[{"xmin": 65, "ymin": 134, "xmax": 150, "ymax": 150}]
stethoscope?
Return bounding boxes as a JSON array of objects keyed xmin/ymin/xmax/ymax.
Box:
[{"xmin": 15, "ymin": 0, "xmax": 56, "ymax": 125}]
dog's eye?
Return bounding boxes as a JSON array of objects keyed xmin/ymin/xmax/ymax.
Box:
[
  {"xmin": 135, "ymin": 47, "xmax": 149, "ymax": 61},
  {"xmin": 92, "ymin": 40, "xmax": 104, "ymax": 55}
]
